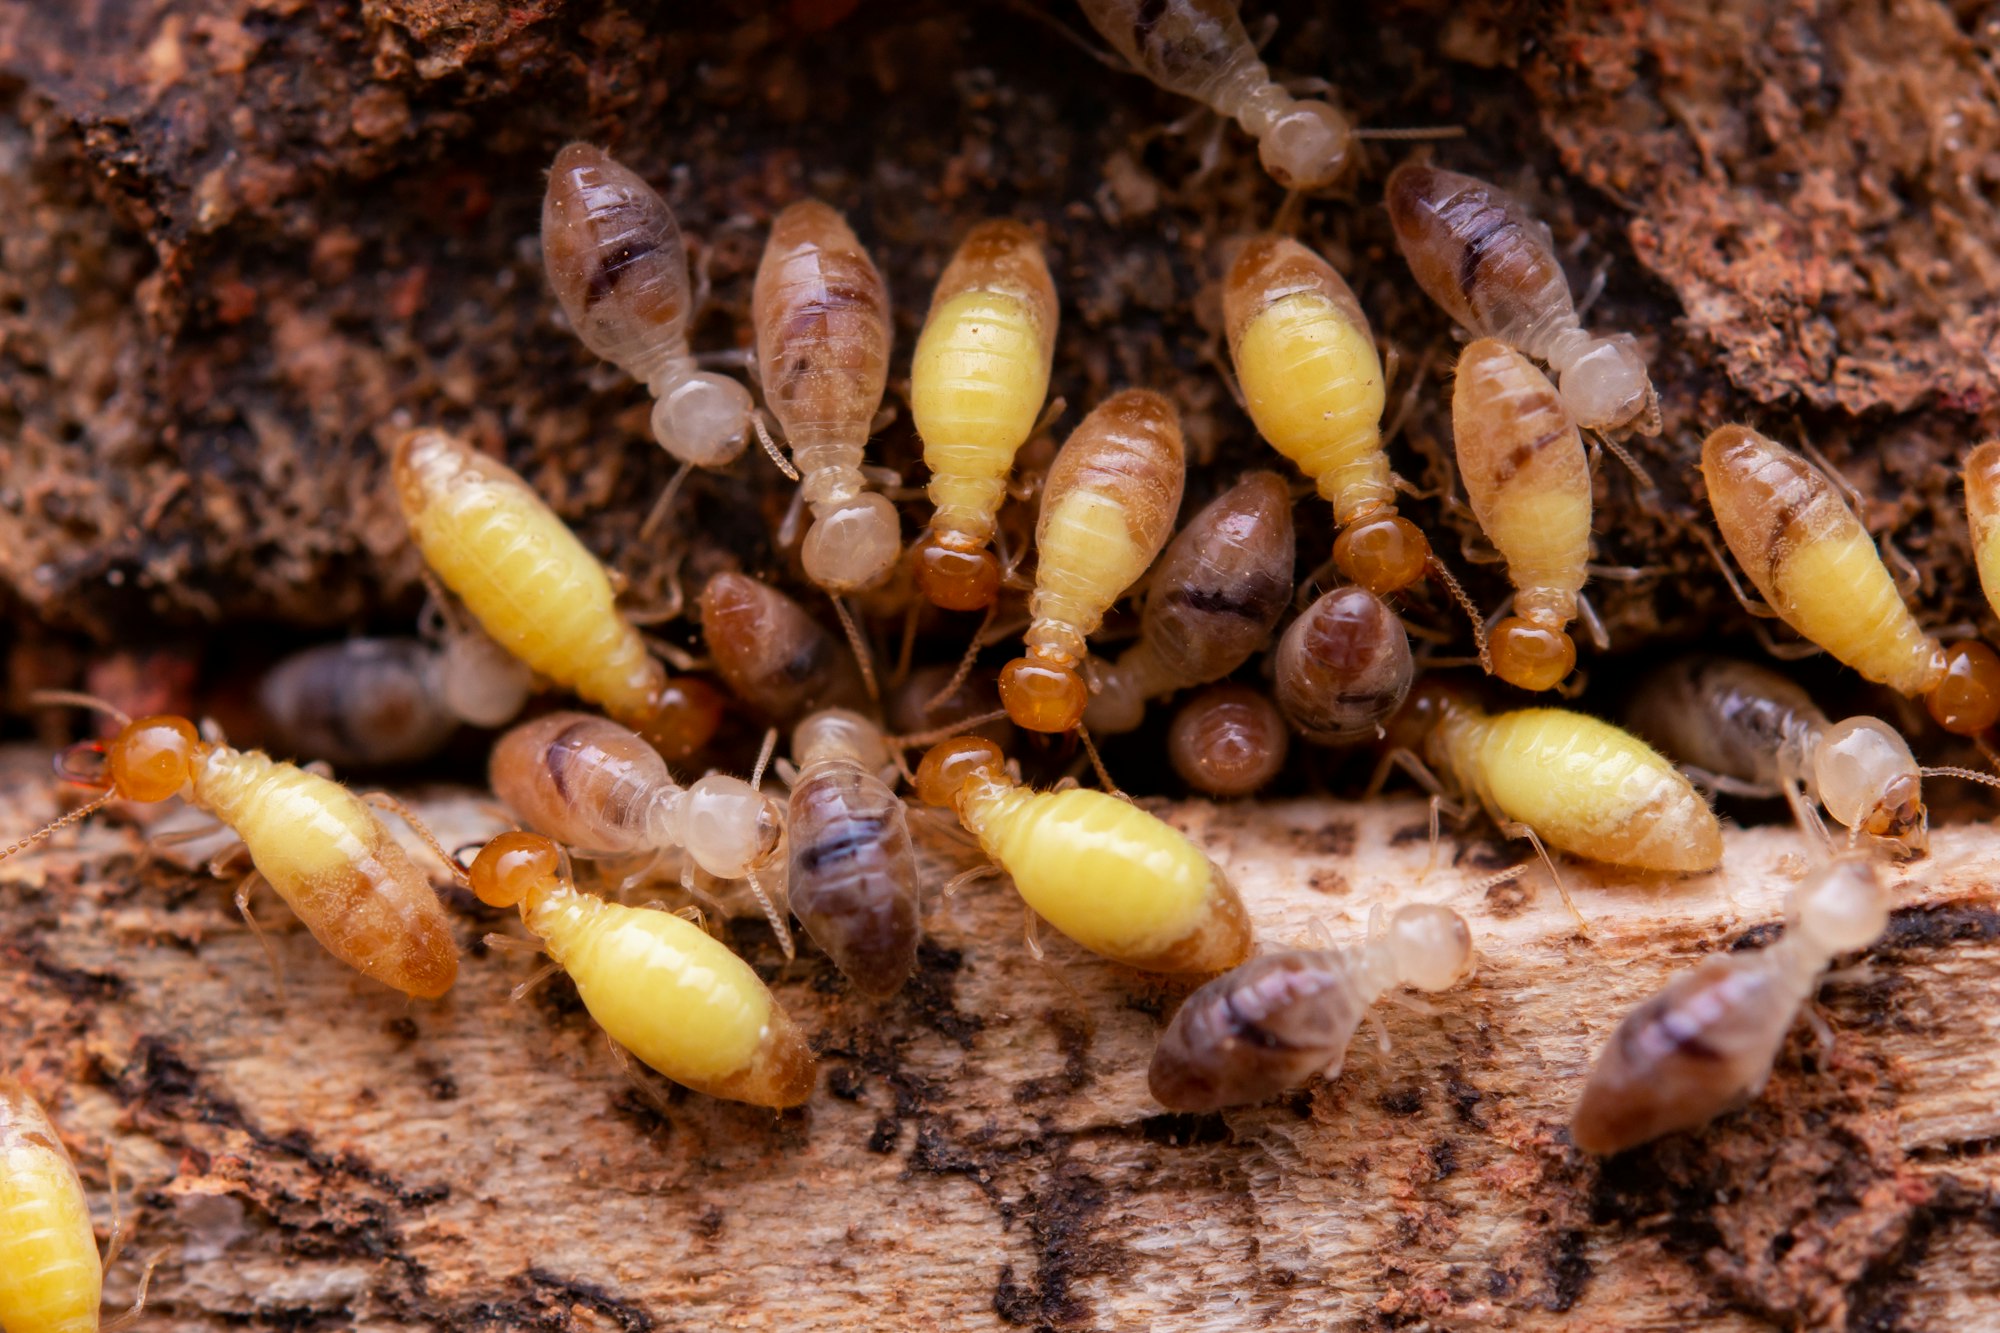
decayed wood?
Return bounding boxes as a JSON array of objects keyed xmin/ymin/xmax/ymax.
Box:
[{"xmin": 4, "ymin": 748, "xmax": 2000, "ymax": 1331}]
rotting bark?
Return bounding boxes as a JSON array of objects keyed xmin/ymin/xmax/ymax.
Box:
[{"xmin": 5, "ymin": 756, "xmax": 2000, "ymax": 1331}]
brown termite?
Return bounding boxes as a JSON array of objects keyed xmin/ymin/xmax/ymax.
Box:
[
  {"xmin": 1000, "ymin": 389, "xmax": 1188, "ymax": 733},
  {"xmin": 1084, "ymin": 470, "xmax": 1294, "ymax": 734},
  {"xmin": 698, "ymin": 572, "xmax": 865, "ymax": 726},
  {"xmin": 1627, "ymin": 655, "xmax": 1946, "ymax": 857},
  {"xmin": 1168, "ymin": 684, "xmax": 1290, "ymax": 798},
  {"xmin": 1387, "ymin": 161, "xmax": 1659, "ymax": 437},
  {"xmin": 258, "ymin": 630, "xmax": 531, "ymax": 769},
  {"xmin": 1451, "ymin": 338, "xmax": 1595, "ymax": 691},
  {"xmin": 1701, "ymin": 424, "xmax": 2000, "ymax": 737},
  {"xmin": 1148, "ymin": 904, "xmax": 1475, "ymax": 1111},
  {"xmin": 1572, "ymin": 855, "xmax": 1888, "ymax": 1154},
  {"xmin": 1272, "ymin": 586, "xmax": 1414, "ymax": 745},
  {"xmin": 780, "ymin": 709, "xmax": 920, "ymax": 998}
]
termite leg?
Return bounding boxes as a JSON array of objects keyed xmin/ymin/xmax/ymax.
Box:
[{"xmin": 234, "ymin": 870, "xmax": 286, "ymax": 997}]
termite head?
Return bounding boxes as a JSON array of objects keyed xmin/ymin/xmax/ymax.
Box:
[
  {"xmin": 632, "ymin": 677, "xmax": 726, "ymax": 764},
  {"xmin": 803, "ymin": 495, "xmax": 902, "ymax": 594},
  {"xmin": 1926, "ymin": 640, "xmax": 2000, "ymax": 737},
  {"xmin": 654, "ymin": 374, "xmax": 754, "ymax": 468},
  {"xmin": 999, "ymin": 654, "xmax": 1088, "ymax": 733},
  {"xmin": 1258, "ymin": 101, "xmax": 1353, "ymax": 192},
  {"xmin": 683, "ymin": 774, "xmax": 786, "ymax": 878},
  {"xmin": 1556, "ymin": 333, "xmax": 1654, "ymax": 436},
  {"xmin": 915, "ymin": 735, "xmax": 1006, "ymax": 810},
  {"xmin": 1814, "ymin": 717, "xmax": 1926, "ymax": 855},
  {"xmin": 1378, "ymin": 903, "xmax": 1475, "ymax": 992},
  {"xmin": 1792, "ymin": 856, "xmax": 1888, "ymax": 955},
  {"xmin": 468, "ymin": 831, "xmax": 564, "ymax": 910},
  {"xmin": 912, "ymin": 533, "xmax": 1002, "ymax": 612},
  {"xmin": 1488, "ymin": 617, "xmax": 1577, "ymax": 693},
  {"xmin": 107, "ymin": 715, "xmax": 203, "ymax": 803},
  {"xmin": 1332, "ymin": 513, "xmax": 1430, "ymax": 596}
]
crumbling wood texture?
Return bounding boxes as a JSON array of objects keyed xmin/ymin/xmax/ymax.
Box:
[{"xmin": 4, "ymin": 750, "xmax": 2000, "ymax": 1332}]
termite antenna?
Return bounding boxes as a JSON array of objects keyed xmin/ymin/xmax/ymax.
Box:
[
  {"xmin": 745, "ymin": 866, "xmax": 795, "ymax": 961},
  {"xmin": 28, "ymin": 689, "xmax": 133, "ymax": 727},
  {"xmin": 829, "ymin": 594, "xmax": 880, "ymax": 703},
  {"xmin": 751, "ymin": 726, "xmax": 778, "ymax": 791},
  {"xmin": 0, "ymin": 791, "xmax": 117, "ymax": 866},
  {"xmin": 1424, "ymin": 554, "xmax": 1489, "ymax": 667},
  {"xmin": 1588, "ymin": 428, "xmax": 1658, "ymax": 494},
  {"xmin": 1077, "ymin": 724, "xmax": 1124, "ymax": 798},
  {"xmin": 639, "ymin": 460, "xmax": 695, "ymax": 542},
  {"xmin": 887, "ymin": 708, "xmax": 1011, "ymax": 752},
  {"xmin": 924, "ymin": 603, "xmax": 999, "ymax": 718},
  {"xmin": 753, "ymin": 412, "xmax": 799, "ymax": 481},
  {"xmin": 1922, "ymin": 765, "xmax": 2000, "ymax": 790},
  {"xmin": 360, "ymin": 792, "xmax": 464, "ymax": 884},
  {"xmin": 1352, "ymin": 125, "xmax": 1466, "ymax": 141}
]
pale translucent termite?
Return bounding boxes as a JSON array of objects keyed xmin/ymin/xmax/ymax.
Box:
[
  {"xmin": 259, "ymin": 631, "xmax": 531, "ymax": 769},
  {"xmin": 782, "ymin": 709, "xmax": 920, "ymax": 998},
  {"xmin": 698, "ymin": 571, "xmax": 864, "ymax": 725},
  {"xmin": 1452, "ymin": 338, "xmax": 1593, "ymax": 690},
  {"xmin": 1393, "ymin": 681, "xmax": 1723, "ymax": 878},
  {"xmin": 1572, "ymin": 855, "xmax": 1887, "ymax": 1154},
  {"xmin": 1386, "ymin": 162, "xmax": 1658, "ymax": 436},
  {"xmin": 392, "ymin": 428, "xmax": 724, "ymax": 761},
  {"xmin": 1274, "ymin": 585, "xmax": 1414, "ymax": 745},
  {"xmin": 1077, "ymin": 0, "xmax": 1354, "ymax": 190},
  {"xmin": 1085, "ymin": 470, "xmax": 1294, "ymax": 734},
  {"xmin": 910, "ymin": 220, "xmax": 1059, "ymax": 611},
  {"xmin": 487, "ymin": 711, "xmax": 788, "ymax": 944},
  {"xmin": 466, "ymin": 832, "xmax": 816, "ymax": 1108},
  {"xmin": 1149, "ymin": 904, "xmax": 1474, "ymax": 1111},
  {"xmin": 753, "ymin": 200, "xmax": 901, "ymax": 594},
  {"xmin": 1, "ymin": 701, "xmax": 459, "ymax": 998},
  {"xmin": 914, "ymin": 735, "xmax": 1251, "ymax": 971},
  {"xmin": 1000, "ymin": 389, "xmax": 1187, "ymax": 733},
  {"xmin": 1628, "ymin": 656, "xmax": 1929, "ymax": 857},
  {"xmin": 1702, "ymin": 424, "xmax": 2000, "ymax": 737},
  {"xmin": 541, "ymin": 143, "xmax": 754, "ymax": 472},
  {"xmin": 1168, "ymin": 684, "xmax": 1289, "ymax": 798}
]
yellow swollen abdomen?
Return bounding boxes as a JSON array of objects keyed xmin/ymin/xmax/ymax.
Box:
[
  {"xmin": 1032, "ymin": 490, "xmax": 1154, "ymax": 650},
  {"xmin": 0, "ymin": 1093, "xmax": 101, "ymax": 1333},
  {"xmin": 1472, "ymin": 710, "xmax": 1721, "ymax": 873},
  {"xmin": 1485, "ymin": 485, "xmax": 1590, "ymax": 612},
  {"xmin": 1235, "ymin": 293, "xmax": 1387, "ymax": 518},
  {"xmin": 974, "ymin": 787, "xmax": 1216, "ymax": 965},
  {"xmin": 913, "ymin": 291, "xmax": 1049, "ymax": 540},
  {"xmin": 1776, "ymin": 530, "xmax": 1940, "ymax": 697}
]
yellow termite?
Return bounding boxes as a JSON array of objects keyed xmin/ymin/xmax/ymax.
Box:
[
  {"xmin": 914, "ymin": 736, "xmax": 1251, "ymax": 972},
  {"xmin": 1962, "ymin": 440, "xmax": 2000, "ymax": 624},
  {"xmin": 1392, "ymin": 682, "xmax": 1723, "ymax": 886},
  {"xmin": 465, "ymin": 832, "xmax": 816, "ymax": 1108},
  {"xmin": 910, "ymin": 220, "xmax": 1059, "ymax": 611},
  {"xmin": 1452, "ymin": 339, "xmax": 1593, "ymax": 691},
  {"xmin": 1077, "ymin": 0, "xmax": 1354, "ymax": 190},
  {"xmin": 1702, "ymin": 425, "xmax": 2000, "ymax": 736},
  {"xmin": 0, "ymin": 701, "xmax": 460, "ymax": 999},
  {"xmin": 392, "ymin": 428, "xmax": 724, "ymax": 761},
  {"xmin": 1224, "ymin": 234, "xmax": 1434, "ymax": 598},
  {"xmin": 753, "ymin": 199, "xmax": 900, "ymax": 595},
  {"xmin": 999, "ymin": 389, "xmax": 1187, "ymax": 733},
  {"xmin": 0, "ymin": 1078, "xmax": 104, "ymax": 1333}
]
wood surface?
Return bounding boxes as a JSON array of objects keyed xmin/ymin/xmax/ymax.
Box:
[{"xmin": 5, "ymin": 748, "xmax": 2000, "ymax": 1331}]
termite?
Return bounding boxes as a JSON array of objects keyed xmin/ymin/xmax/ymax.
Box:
[
  {"xmin": 1386, "ymin": 162, "xmax": 1658, "ymax": 436},
  {"xmin": 1452, "ymin": 339, "xmax": 1593, "ymax": 690},
  {"xmin": 913, "ymin": 735, "xmax": 1251, "ymax": 972},
  {"xmin": 392, "ymin": 428, "xmax": 724, "ymax": 762},
  {"xmin": 541, "ymin": 144, "xmax": 754, "ymax": 484},
  {"xmin": 1701, "ymin": 425, "xmax": 2000, "ymax": 737},
  {"xmin": 1168, "ymin": 684, "xmax": 1290, "ymax": 798},
  {"xmin": 1077, "ymin": 0, "xmax": 1354, "ymax": 190},
  {"xmin": 258, "ymin": 631, "xmax": 531, "ymax": 769},
  {"xmin": 0, "ymin": 1077, "xmax": 152, "ymax": 1333},
  {"xmin": 1274, "ymin": 585, "xmax": 1414, "ymax": 745},
  {"xmin": 487, "ymin": 711, "xmax": 789, "ymax": 947},
  {"xmin": 1572, "ymin": 854, "xmax": 1886, "ymax": 1154},
  {"xmin": 1148, "ymin": 904, "xmax": 1474, "ymax": 1111},
  {"xmin": 1085, "ymin": 470, "xmax": 1294, "ymax": 734},
  {"xmin": 1961, "ymin": 440, "xmax": 2000, "ymax": 625},
  {"xmin": 1390, "ymin": 681, "xmax": 1724, "ymax": 894},
  {"xmin": 466, "ymin": 832, "xmax": 816, "ymax": 1108},
  {"xmin": 1628, "ymin": 656, "xmax": 1930, "ymax": 856},
  {"xmin": 1000, "ymin": 389, "xmax": 1187, "ymax": 733},
  {"xmin": 753, "ymin": 199, "xmax": 901, "ymax": 596},
  {"xmin": 781, "ymin": 709, "xmax": 920, "ymax": 998},
  {"xmin": 1, "ymin": 698, "xmax": 460, "ymax": 998},
  {"xmin": 1224, "ymin": 236, "xmax": 1433, "ymax": 600},
  {"xmin": 910, "ymin": 220, "xmax": 1059, "ymax": 611},
  {"xmin": 698, "ymin": 572, "xmax": 865, "ymax": 725}
]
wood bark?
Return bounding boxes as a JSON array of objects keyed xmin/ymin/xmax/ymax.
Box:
[{"xmin": 5, "ymin": 751, "xmax": 2000, "ymax": 1331}]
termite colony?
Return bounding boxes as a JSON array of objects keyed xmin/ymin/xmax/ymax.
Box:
[{"xmin": 4, "ymin": 0, "xmax": 1997, "ymax": 1321}]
